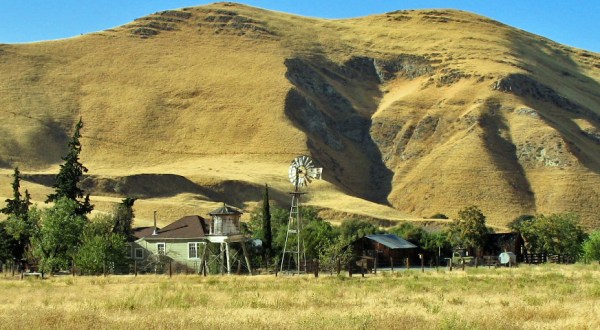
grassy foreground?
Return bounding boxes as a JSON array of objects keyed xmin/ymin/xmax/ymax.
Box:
[{"xmin": 1, "ymin": 265, "xmax": 599, "ymax": 329}]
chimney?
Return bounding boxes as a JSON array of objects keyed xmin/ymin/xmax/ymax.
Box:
[{"xmin": 152, "ymin": 211, "xmax": 158, "ymax": 235}]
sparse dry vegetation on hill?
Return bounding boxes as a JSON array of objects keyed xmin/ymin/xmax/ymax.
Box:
[{"xmin": 0, "ymin": 3, "xmax": 599, "ymax": 228}]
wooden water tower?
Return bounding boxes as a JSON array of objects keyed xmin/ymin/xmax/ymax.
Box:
[{"xmin": 206, "ymin": 204, "xmax": 252, "ymax": 275}]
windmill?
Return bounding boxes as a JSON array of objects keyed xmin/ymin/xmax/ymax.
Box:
[{"xmin": 280, "ymin": 155, "xmax": 323, "ymax": 274}]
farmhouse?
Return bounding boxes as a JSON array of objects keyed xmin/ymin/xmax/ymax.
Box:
[
  {"xmin": 131, "ymin": 204, "xmax": 252, "ymax": 274},
  {"xmin": 350, "ymin": 234, "xmax": 418, "ymax": 270}
]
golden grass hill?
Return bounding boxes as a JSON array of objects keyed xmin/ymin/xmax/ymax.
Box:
[{"xmin": 0, "ymin": 2, "xmax": 599, "ymax": 229}]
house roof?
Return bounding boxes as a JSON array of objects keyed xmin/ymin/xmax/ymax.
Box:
[
  {"xmin": 143, "ymin": 215, "xmax": 210, "ymax": 240},
  {"xmin": 209, "ymin": 204, "xmax": 242, "ymax": 216},
  {"xmin": 365, "ymin": 234, "xmax": 417, "ymax": 249},
  {"xmin": 132, "ymin": 226, "xmax": 157, "ymax": 240}
]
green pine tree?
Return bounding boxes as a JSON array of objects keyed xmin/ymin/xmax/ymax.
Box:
[
  {"xmin": 1, "ymin": 167, "xmax": 30, "ymax": 218},
  {"xmin": 112, "ymin": 197, "xmax": 136, "ymax": 239},
  {"xmin": 46, "ymin": 118, "xmax": 93, "ymax": 215},
  {"xmin": 1, "ymin": 167, "xmax": 33, "ymax": 259}
]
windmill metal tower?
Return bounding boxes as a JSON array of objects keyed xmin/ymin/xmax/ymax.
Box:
[{"xmin": 280, "ymin": 155, "xmax": 322, "ymax": 274}]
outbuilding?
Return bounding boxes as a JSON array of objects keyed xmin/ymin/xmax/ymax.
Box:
[{"xmin": 350, "ymin": 234, "xmax": 418, "ymax": 270}]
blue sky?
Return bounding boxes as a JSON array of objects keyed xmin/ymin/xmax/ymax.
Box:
[{"xmin": 1, "ymin": 1, "xmax": 598, "ymax": 53}]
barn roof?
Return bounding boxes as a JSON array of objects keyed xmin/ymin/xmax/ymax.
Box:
[
  {"xmin": 365, "ymin": 234, "xmax": 417, "ymax": 249},
  {"xmin": 142, "ymin": 215, "xmax": 210, "ymax": 240}
]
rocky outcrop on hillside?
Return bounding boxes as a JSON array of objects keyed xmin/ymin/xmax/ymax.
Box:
[{"xmin": 493, "ymin": 74, "xmax": 583, "ymax": 113}]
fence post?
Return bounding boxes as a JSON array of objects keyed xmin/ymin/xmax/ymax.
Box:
[
  {"xmin": 390, "ymin": 257, "xmax": 394, "ymax": 273},
  {"xmin": 361, "ymin": 259, "xmax": 365, "ymax": 278},
  {"xmin": 134, "ymin": 260, "xmax": 138, "ymax": 277},
  {"xmin": 406, "ymin": 258, "xmax": 410, "ymax": 270},
  {"xmin": 314, "ymin": 259, "xmax": 319, "ymax": 278},
  {"xmin": 336, "ymin": 259, "xmax": 341, "ymax": 275},
  {"xmin": 348, "ymin": 262, "xmax": 352, "ymax": 278},
  {"xmin": 449, "ymin": 259, "xmax": 453, "ymax": 271},
  {"xmin": 169, "ymin": 261, "xmax": 172, "ymax": 278}
]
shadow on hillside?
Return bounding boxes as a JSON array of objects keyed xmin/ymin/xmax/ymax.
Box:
[
  {"xmin": 504, "ymin": 31, "xmax": 600, "ymax": 175},
  {"xmin": 0, "ymin": 117, "xmax": 69, "ymax": 169},
  {"xmin": 478, "ymin": 99, "xmax": 536, "ymax": 211},
  {"xmin": 23, "ymin": 173, "xmax": 290, "ymax": 208},
  {"xmin": 283, "ymin": 56, "xmax": 394, "ymax": 204}
]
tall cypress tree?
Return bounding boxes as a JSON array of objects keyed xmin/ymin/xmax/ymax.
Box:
[
  {"xmin": 262, "ymin": 184, "xmax": 272, "ymax": 266},
  {"xmin": 46, "ymin": 118, "xmax": 93, "ymax": 215}
]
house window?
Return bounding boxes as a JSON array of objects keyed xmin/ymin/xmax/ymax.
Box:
[
  {"xmin": 157, "ymin": 243, "xmax": 166, "ymax": 255},
  {"xmin": 134, "ymin": 248, "xmax": 144, "ymax": 259},
  {"xmin": 189, "ymin": 242, "xmax": 200, "ymax": 259}
]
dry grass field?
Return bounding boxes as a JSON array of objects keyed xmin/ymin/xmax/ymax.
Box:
[
  {"xmin": 1, "ymin": 264, "xmax": 599, "ymax": 329},
  {"xmin": 0, "ymin": 3, "xmax": 599, "ymax": 228}
]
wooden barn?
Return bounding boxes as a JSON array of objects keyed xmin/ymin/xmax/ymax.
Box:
[{"xmin": 350, "ymin": 234, "xmax": 418, "ymax": 269}]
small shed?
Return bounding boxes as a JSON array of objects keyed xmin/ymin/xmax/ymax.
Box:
[{"xmin": 351, "ymin": 234, "xmax": 418, "ymax": 268}]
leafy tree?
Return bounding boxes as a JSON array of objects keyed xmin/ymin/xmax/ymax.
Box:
[
  {"xmin": 1, "ymin": 167, "xmax": 33, "ymax": 259},
  {"xmin": 302, "ymin": 213, "xmax": 337, "ymax": 260},
  {"xmin": 77, "ymin": 214, "xmax": 128, "ymax": 274},
  {"xmin": 447, "ymin": 205, "xmax": 490, "ymax": 252},
  {"xmin": 582, "ymin": 230, "xmax": 600, "ymax": 264},
  {"xmin": 112, "ymin": 197, "xmax": 136, "ymax": 238},
  {"xmin": 517, "ymin": 213, "xmax": 586, "ymax": 260},
  {"xmin": 338, "ymin": 218, "xmax": 380, "ymax": 244},
  {"xmin": 422, "ymin": 231, "xmax": 452, "ymax": 265},
  {"xmin": 248, "ymin": 205, "xmax": 288, "ymax": 266},
  {"xmin": 46, "ymin": 118, "xmax": 93, "ymax": 215},
  {"xmin": 261, "ymin": 184, "xmax": 272, "ymax": 264},
  {"xmin": 319, "ymin": 239, "xmax": 353, "ymax": 274},
  {"xmin": 388, "ymin": 222, "xmax": 427, "ymax": 245},
  {"xmin": 32, "ymin": 198, "xmax": 87, "ymax": 273},
  {"xmin": 248, "ymin": 205, "xmax": 338, "ymax": 266},
  {"xmin": 508, "ymin": 214, "xmax": 535, "ymax": 232}
]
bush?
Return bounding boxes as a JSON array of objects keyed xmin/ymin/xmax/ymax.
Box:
[
  {"xmin": 582, "ymin": 230, "xmax": 600, "ymax": 264},
  {"xmin": 430, "ymin": 213, "xmax": 448, "ymax": 219}
]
